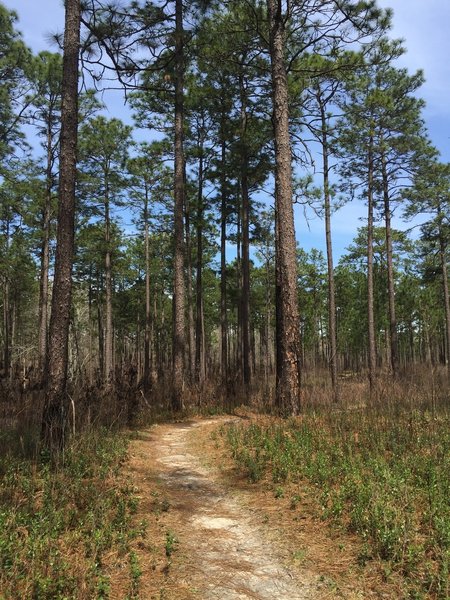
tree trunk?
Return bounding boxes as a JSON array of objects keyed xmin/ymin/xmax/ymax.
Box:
[
  {"xmin": 236, "ymin": 190, "xmax": 242, "ymax": 376},
  {"xmin": 319, "ymin": 97, "xmax": 338, "ymax": 402},
  {"xmin": 438, "ymin": 204, "xmax": 450, "ymax": 381},
  {"xmin": 97, "ymin": 284, "xmax": 104, "ymax": 381},
  {"xmin": 265, "ymin": 254, "xmax": 272, "ymax": 380},
  {"xmin": 367, "ymin": 135, "xmax": 377, "ymax": 394},
  {"xmin": 104, "ymin": 193, "xmax": 114, "ymax": 386},
  {"xmin": 195, "ymin": 144, "xmax": 205, "ymax": 384},
  {"xmin": 172, "ymin": 0, "xmax": 185, "ymax": 410},
  {"xmin": 87, "ymin": 276, "xmax": 94, "ymax": 383},
  {"xmin": 185, "ymin": 184, "xmax": 195, "ymax": 382},
  {"xmin": 267, "ymin": 0, "xmax": 301, "ymax": 415},
  {"xmin": 240, "ymin": 77, "xmax": 251, "ymax": 391},
  {"xmin": 3, "ymin": 277, "xmax": 10, "ymax": 379},
  {"xmin": 41, "ymin": 0, "xmax": 80, "ymax": 453},
  {"xmin": 381, "ymin": 152, "xmax": 398, "ymax": 376},
  {"xmin": 38, "ymin": 121, "xmax": 53, "ymax": 377},
  {"xmin": 143, "ymin": 186, "xmax": 151, "ymax": 392},
  {"xmin": 220, "ymin": 125, "xmax": 228, "ymax": 388}
]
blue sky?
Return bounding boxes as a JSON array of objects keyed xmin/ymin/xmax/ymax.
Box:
[{"xmin": 5, "ymin": 0, "xmax": 449, "ymax": 260}]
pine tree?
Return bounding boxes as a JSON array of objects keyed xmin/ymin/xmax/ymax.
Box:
[
  {"xmin": 267, "ymin": 0, "xmax": 302, "ymax": 414},
  {"xmin": 41, "ymin": 0, "xmax": 81, "ymax": 453},
  {"xmin": 405, "ymin": 159, "xmax": 450, "ymax": 380}
]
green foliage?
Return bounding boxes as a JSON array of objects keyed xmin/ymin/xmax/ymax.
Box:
[
  {"xmin": 0, "ymin": 4, "xmax": 31, "ymax": 162},
  {"xmin": 165, "ymin": 530, "xmax": 178, "ymax": 559},
  {"xmin": 127, "ymin": 550, "xmax": 142, "ymax": 599},
  {"xmin": 0, "ymin": 430, "xmax": 141, "ymax": 599},
  {"xmin": 222, "ymin": 406, "xmax": 450, "ymax": 599}
]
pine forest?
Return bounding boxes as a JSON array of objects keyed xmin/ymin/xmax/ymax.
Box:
[{"xmin": 0, "ymin": 1, "xmax": 448, "ymax": 599}]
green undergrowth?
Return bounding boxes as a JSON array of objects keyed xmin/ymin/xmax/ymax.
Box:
[
  {"xmin": 0, "ymin": 429, "xmax": 142, "ymax": 600},
  {"xmin": 221, "ymin": 406, "xmax": 449, "ymax": 599}
]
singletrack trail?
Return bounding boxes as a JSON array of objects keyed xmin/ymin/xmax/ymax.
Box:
[
  {"xmin": 128, "ymin": 417, "xmax": 316, "ymax": 599},
  {"xmin": 121, "ymin": 416, "xmax": 403, "ymax": 600}
]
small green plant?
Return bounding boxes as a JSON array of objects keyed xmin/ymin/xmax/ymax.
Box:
[
  {"xmin": 290, "ymin": 494, "xmax": 301, "ymax": 509},
  {"xmin": 274, "ymin": 485, "xmax": 284, "ymax": 499},
  {"xmin": 292, "ymin": 548, "xmax": 307, "ymax": 562},
  {"xmin": 165, "ymin": 530, "xmax": 179, "ymax": 559},
  {"xmin": 128, "ymin": 550, "xmax": 142, "ymax": 598},
  {"xmin": 96, "ymin": 574, "xmax": 111, "ymax": 599}
]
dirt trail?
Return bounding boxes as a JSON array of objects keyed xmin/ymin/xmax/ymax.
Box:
[{"xmin": 131, "ymin": 417, "xmax": 316, "ymax": 599}]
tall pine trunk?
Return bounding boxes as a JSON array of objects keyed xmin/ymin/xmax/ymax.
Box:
[
  {"xmin": 38, "ymin": 122, "xmax": 53, "ymax": 376},
  {"xmin": 438, "ymin": 202, "xmax": 450, "ymax": 381},
  {"xmin": 104, "ymin": 193, "xmax": 114, "ymax": 386},
  {"xmin": 41, "ymin": 0, "xmax": 80, "ymax": 452},
  {"xmin": 236, "ymin": 191, "xmax": 242, "ymax": 375},
  {"xmin": 3, "ymin": 277, "xmax": 10, "ymax": 379},
  {"xmin": 172, "ymin": 0, "xmax": 185, "ymax": 410},
  {"xmin": 185, "ymin": 190, "xmax": 195, "ymax": 381},
  {"xmin": 381, "ymin": 152, "xmax": 398, "ymax": 376},
  {"xmin": 367, "ymin": 134, "xmax": 377, "ymax": 394},
  {"xmin": 220, "ymin": 125, "xmax": 228, "ymax": 388},
  {"xmin": 239, "ymin": 77, "xmax": 251, "ymax": 391},
  {"xmin": 143, "ymin": 186, "xmax": 151, "ymax": 392},
  {"xmin": 267, "ymin": 0, "xmax": 301, "ymax": 414},
  {"xmin": 319, "ymin": 98, "xmax": 338, "ymax": 402},
  {"xmin": 97, "ymin": 283, "xmax": 104, "ymax": 381},
  {"xmin": 195, "ymin": 146, "xmax": 205, "ymax": 384}
]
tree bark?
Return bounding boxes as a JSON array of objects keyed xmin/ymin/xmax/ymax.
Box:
[
  {"xmin": 97, "ymin": 283, "xmax": 104, "ymax": 381},
  {"xmin": 41, "ymin": 0, "xmax": 80, "ymax": 453},
  {"xmin": 185, "ymin": 185, "xmax": 195, "ymax": 381},
  {"xmin": 172, "ymin": 0, "xmax": 185, "ymax": 410},
  {"xmin": 104, "ymin": 192, "xmax": 114, "ymax": 386},
  {"xmin": 438, "ymin": 202, "xmax": 450, "ymax": 381},
  {"xmin": 236, "ymin": 190, "xmax": 242, "ymax": 376},
  {"xmin": 381, "ymin": 152, "xmax": 398, "ymax": 377},
  {"xmin": 195, "ymin": 143, "xmax": 205, "ymax": 384},
  {"xmin": 143, "ymin": 184, "xmax": 151, "ymax": 392},
  {"xmin": 265, "ymin": 251, "xmax": 272, "ymax": 380},
  {"xmin": 220, "ymin": 123, "xmax": 229, "ymax": 388},
  {"xmin": 319, "ymin": 97, "xmax": 338, "ymax": 402},
  {"xmin": 239, "ymin": 77, "xmax": 251, "ymax": 391},
  {"xmin": 367, "ymin": 134, "xmax": 377, "ymax": 394},
  {"xmin": 267, "ymin": 0, "xmax": 301, "ymax": 415},
  {"xmin": 3, "ymin": 277, "xmax": 10, "ymax": 379},
  {"xmin": 38, "ymin": 121, "xmax": 54, "ymax": 377}
]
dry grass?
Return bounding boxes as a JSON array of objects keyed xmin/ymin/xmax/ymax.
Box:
[{"xmin": 216, "ymin": 371, "xmax": 449, "ymax": 600}]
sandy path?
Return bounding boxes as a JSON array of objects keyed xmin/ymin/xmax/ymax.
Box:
[
  {"xmin": 122, "ymin": 416, "xmax": 404, "ymax": 600},
  {"xmin": 147, "ymin": 418, "xmax": 314, "ymax": 599}
]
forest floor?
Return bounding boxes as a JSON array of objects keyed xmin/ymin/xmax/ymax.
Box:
[{"xmin": 110, "ymin": 415, "xmax": 403, "ymax": 600}]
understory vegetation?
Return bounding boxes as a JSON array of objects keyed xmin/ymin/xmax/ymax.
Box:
[
  {"xmin": 221, "ymin": 380, "xmax": 450, "ymax": 600},
  {"xmin": 0, "ymin": 428, "xmax": 143, "ymax": 600},
  {"xmin": 0, "ymin": 374, "xmax": 448, "ymax": 598}
]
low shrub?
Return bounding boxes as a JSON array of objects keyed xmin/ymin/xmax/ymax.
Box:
[
  {"xmin": 222, "ymin": 404, "xmax": 449, "ymax": 599},
  {"xmin": 0, "ymin": 429, "xmax": 140, "ymax": 599}
]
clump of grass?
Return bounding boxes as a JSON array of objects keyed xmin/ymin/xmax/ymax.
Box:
[
  {"xmin": 222, "ymin": 404, "xmax": 450, "ymax": 599},
  {"xmin": 0, "ymin": 429, "xmax": 140, "ymax": 599}
]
